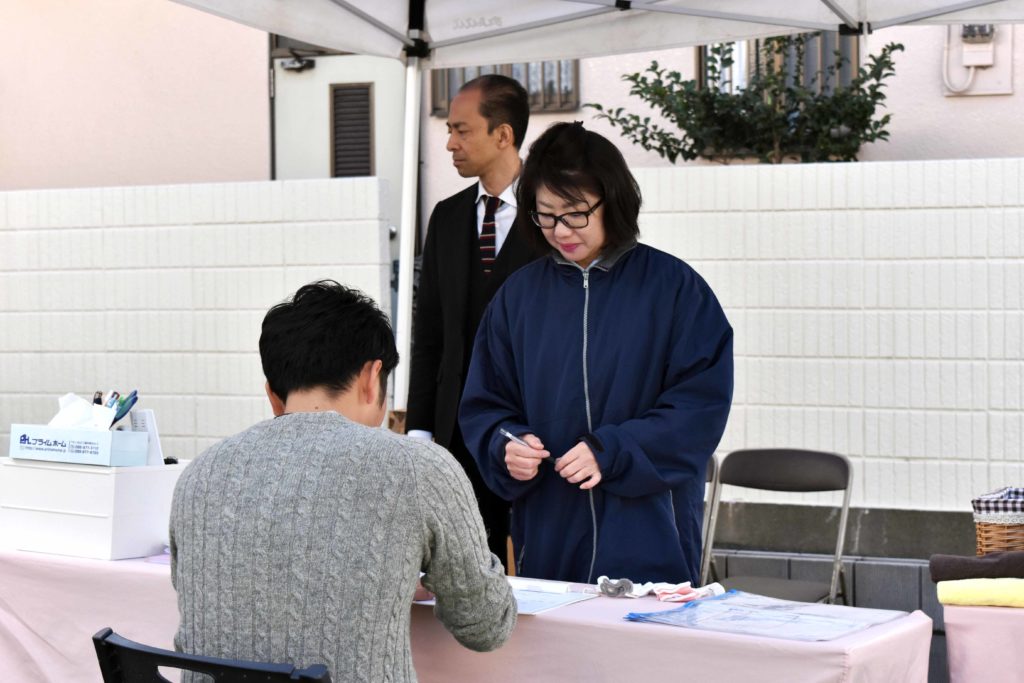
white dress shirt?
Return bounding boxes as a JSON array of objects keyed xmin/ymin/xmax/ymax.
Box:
[{"xmin": 475, "ymin": 178, "xmax": 519, "ymax": 255}]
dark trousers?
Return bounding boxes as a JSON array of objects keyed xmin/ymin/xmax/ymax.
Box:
[{"xmin": 449, "ymin": 423, "xmax": 511, "ymax": 572}]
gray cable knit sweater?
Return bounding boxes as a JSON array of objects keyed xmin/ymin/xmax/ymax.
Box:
[{"xmin": 169, "ymin": 411, "xmax": 516, "ymax": 682}]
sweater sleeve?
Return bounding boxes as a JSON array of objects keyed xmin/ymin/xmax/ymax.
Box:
[
  {"xmin": 591, "ymin": 274, "xmax": 734, "ymax": 498},
  {"xmin": 459, "ymin": 289, "xmax": 548, "ymax": 502},
  {"xmin": 416, "ymin": 444, "xmax": 517, "ymax": 651}
]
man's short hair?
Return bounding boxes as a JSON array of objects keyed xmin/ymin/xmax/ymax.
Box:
[
  {"xmin": 460, "ymin": 74, "xmax": 530, "ymax": 149},
  {"xmin": 259, "ymin": 280, "xmax": 399, "ymax": 403}
]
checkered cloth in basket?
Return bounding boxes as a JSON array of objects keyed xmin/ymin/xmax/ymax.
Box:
[{"xmin": 973, "ymin": 487, "xmax": 1024, "ymax": 524}]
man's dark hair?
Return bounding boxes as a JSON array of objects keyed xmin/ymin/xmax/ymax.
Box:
[
  {"xmin": 460, "ymin": 74, "xmax": 530, "ymax": 149},
  {"xmin": 260, "ymin": 280, "xmax": 398, "ymax": 404},
  {"xmin": 516, "ymin": 121, "xmax": 642, "ymax": 254}
]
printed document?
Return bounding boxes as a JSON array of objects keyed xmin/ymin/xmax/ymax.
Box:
[{"xmin": 626, "ymin": 591, "xmax": 905, "ymax": 641}]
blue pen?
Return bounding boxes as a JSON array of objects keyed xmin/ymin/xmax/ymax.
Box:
[{"xmin": 112, "ymin": 394, "xmax": 138, "ymax": 426}]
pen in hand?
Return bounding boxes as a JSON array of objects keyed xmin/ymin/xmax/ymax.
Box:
[
  {"xmin": 498, "ymin": 428, "xmax": 531, "ymax": 448},
  {"xmin": 499, "ymin": 428, "xmax": 552, "ymax": 466}
]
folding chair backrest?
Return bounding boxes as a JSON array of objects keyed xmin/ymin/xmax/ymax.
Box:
[
  {"xmin": 92, "ymin": 628, "xmax": 332, "ymax": 683},
  {"xmin": 719, "ymin": 448, "xmax": 849, "ymax": 492},
  {"xmin": 702, "ymin": 449, "xmax": 853, "ymax": 603}
]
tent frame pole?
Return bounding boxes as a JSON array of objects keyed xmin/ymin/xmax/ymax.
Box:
[{"xmin": 393, "ymin": 56, "xmax": 421, "ymax": 412}]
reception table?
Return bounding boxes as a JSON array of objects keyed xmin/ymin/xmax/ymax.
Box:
[
  {"xmin": 0, "ymin": 550, "xmax": 931, "ymax": 682},
  {"xmin": 944, "ymin": 605, "xmax": 1024, "ymax": 682}
]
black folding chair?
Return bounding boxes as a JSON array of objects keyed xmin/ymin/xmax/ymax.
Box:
[
  {"xmin": 702, "ymin": 448, "xmax": 852, "ymax": 604},
  {"xmin": 93, "ymin": 628, "xmax": 332, "ymax": 683}
]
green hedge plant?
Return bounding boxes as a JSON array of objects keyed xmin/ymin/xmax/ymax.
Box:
[{"xmin": 586, "ymin": 36, "xmax": 904, "ymax": 164}]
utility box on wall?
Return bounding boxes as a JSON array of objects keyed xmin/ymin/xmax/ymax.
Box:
[{"xmin": 944, "ymin": 24, "xmax": 1014, "ymax": 96}]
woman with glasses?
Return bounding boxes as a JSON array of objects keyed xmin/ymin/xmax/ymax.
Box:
[{"xmin": 459, "ymin": 122, "xmax": 734, "ymax": 585}]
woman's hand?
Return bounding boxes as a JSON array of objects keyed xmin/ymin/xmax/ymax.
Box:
[
  {"xmin": 555, "ymin": 441, "xmax": 602, "ymax": 489},
  {"xmin": 504, "ymin": 433, "xmax": 550, "ymax": 481}
]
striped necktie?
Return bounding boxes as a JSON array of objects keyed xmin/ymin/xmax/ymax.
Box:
[{"xmin": 479, "ymin": 195, "xmax": 501, "ymax": 275}]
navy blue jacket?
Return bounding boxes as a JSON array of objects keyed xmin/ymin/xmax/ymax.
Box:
[{"xmin": 459, "ymin": 243, "xmax": 733, "ymax": 584}]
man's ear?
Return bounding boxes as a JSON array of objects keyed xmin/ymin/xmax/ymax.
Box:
[
  {"xmin": 266, "ymin": 381, "xmax": 286, "ymax": 416},
  {"xmin": 496, "ymin": 122, "xmax": 515, "ymax": 149},
  {"xmin": 361, "ymin": 359, "xmax": 384, "ymax": 405}
]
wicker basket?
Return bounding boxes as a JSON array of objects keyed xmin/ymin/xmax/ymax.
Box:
[
  {"xmin": 972, "ymin": 487, "xmax": 1024, "ymax": 556},
  {"xmin": 975, "ymin": 520, "xmax": 1024, "ymax": 556}
]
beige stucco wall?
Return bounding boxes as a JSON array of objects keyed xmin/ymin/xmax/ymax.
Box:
[
  {"xmin": 0, "ymin": 0, "xmax": 270, "ymax": 190},
  {"xmin": 860, "ymin": 25, "xmax": 1024, "ymax": 161}
]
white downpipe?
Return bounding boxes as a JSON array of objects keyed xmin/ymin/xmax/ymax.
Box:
[{"xmin": 393, "ymin": 57, "xmax": 421, "ymax": 411}]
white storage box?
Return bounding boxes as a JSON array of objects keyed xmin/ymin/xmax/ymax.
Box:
[
  {"xmin": 0, "ymin": 457, "xmax": 188, "ymax": 560},
  {"xmin": 9, "ymin": 424, "xmax": 148, "ymax": 467}
]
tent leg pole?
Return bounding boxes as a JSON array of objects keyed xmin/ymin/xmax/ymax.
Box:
[{"xmin": 393, "ymin": 57, "xmax": 421, "ymax": 413}]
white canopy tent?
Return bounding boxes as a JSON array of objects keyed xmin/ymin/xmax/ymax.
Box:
[{"xmin": 175, "ymin": 0, "xmax": 1024, "ymax": 409}]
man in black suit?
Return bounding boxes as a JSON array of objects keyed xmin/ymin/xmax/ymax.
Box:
[{"xmin": 407, "ymin": 75, "xmax": 535, "ymax": 570}]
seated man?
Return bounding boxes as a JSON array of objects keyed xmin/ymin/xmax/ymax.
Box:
[{"xmin": 169, "ymin": 280, "xmax": 516, "ymax": 682}]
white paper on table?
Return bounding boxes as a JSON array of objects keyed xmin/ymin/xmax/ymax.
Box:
[
  {"xmin": 513, "ymin": 589, "xmax": 598, "ymax": 615},
  {"xmin": 130, "ymin": 409, "xmax": 165, "ymax": 466},
  {"xmin": 414, "ymin": 576, "xmax": 599, "ymax": 615}
]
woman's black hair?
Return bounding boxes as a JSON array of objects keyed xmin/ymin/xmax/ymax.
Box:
[{"xmin": 515, "ymin": 121, "xmax": 641, "ymax": 254}]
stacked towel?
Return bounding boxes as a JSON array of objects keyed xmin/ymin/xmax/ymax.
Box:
[
  {"xmin": 936, "ymin": 578, "xmax": 1024, "ymax": 608},
  {"xmin": 929, "ymin": 551, "xmax": 1024, "ymax": 582}
]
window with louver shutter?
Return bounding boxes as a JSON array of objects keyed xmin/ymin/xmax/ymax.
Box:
[{"xmin": 331, "ymin": 83, "xmax": 374, "ymax": 177}]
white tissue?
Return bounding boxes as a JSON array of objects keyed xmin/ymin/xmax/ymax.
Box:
[{"xmin": 47, "ymin": 392, "xmax": 116, "ymax": 430}]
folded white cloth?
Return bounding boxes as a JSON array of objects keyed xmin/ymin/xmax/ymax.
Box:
[{"xmin": 597, "ymin": 576, "xmax": 725, "ymax": 601}]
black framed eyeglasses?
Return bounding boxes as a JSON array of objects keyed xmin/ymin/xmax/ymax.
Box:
[{"xmin": 529, "ymin": 198, "xmax": 603, "ymax": 230}]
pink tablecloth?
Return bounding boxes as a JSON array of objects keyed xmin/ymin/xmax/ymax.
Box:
[
  {"xmin": 0, "ymin": 549, "xmax": 931, "ymax": 682},
  {"xmin": 944, "ymin": 605, "xmax": 1024, "ymax": 682}
]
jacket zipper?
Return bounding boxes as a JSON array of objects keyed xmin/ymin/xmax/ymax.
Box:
[{"xmin": 581, "ymin": 269, "xmax": 599, "ymax": 584}]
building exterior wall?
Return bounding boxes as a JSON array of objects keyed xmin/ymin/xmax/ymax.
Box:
[
  {"xmin": 419, "ymin": 26, "xmax": 1023, "ymax": 214},
  {"xmin": 0, "ymin": 0, "xmax": 270, "ymax": 190},
  {"xmin": 0, "ymin": 179, "xmax": 390, "ymax": 459},
  {"xmin": 860, "ymin": 26, "xmax": 1024, "ymax": 162},
  {"xmin": 273, "ymin": 55, "xmax": 406, "ymax": 235}
]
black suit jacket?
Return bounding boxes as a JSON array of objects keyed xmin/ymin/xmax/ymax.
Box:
[{"xmin": 407, "ymin": 183, "xmax": 536, "ymax": 448}]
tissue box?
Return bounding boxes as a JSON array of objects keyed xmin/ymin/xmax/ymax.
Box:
[
  {"xmin": 0, "ymin": 457, "xmax": 187, "ymax": 560},
  {"xmin": 9, "ymin": 424, "xmax": 148, "ymax": 466}
]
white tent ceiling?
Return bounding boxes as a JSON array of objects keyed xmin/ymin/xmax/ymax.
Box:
[
  {"xmin": 177, "ymin": 0, "xmax": 1024, "ymax": 67},
  {"xmin": 171, "ymin": 0, "xmax": 1024, "ymax": 409}
]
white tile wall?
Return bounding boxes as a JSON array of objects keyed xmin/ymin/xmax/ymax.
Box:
[
  {"xmin": 0, "ymin": 179, "xmax": 390, "ymax": 459},
  {"xmin": 2, "ymin": 162, "xmax": 1020, "ymax": 512},
  {"xmin": 639, "ymin": 159, "xmax": 1024, "ymax": 511}
]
